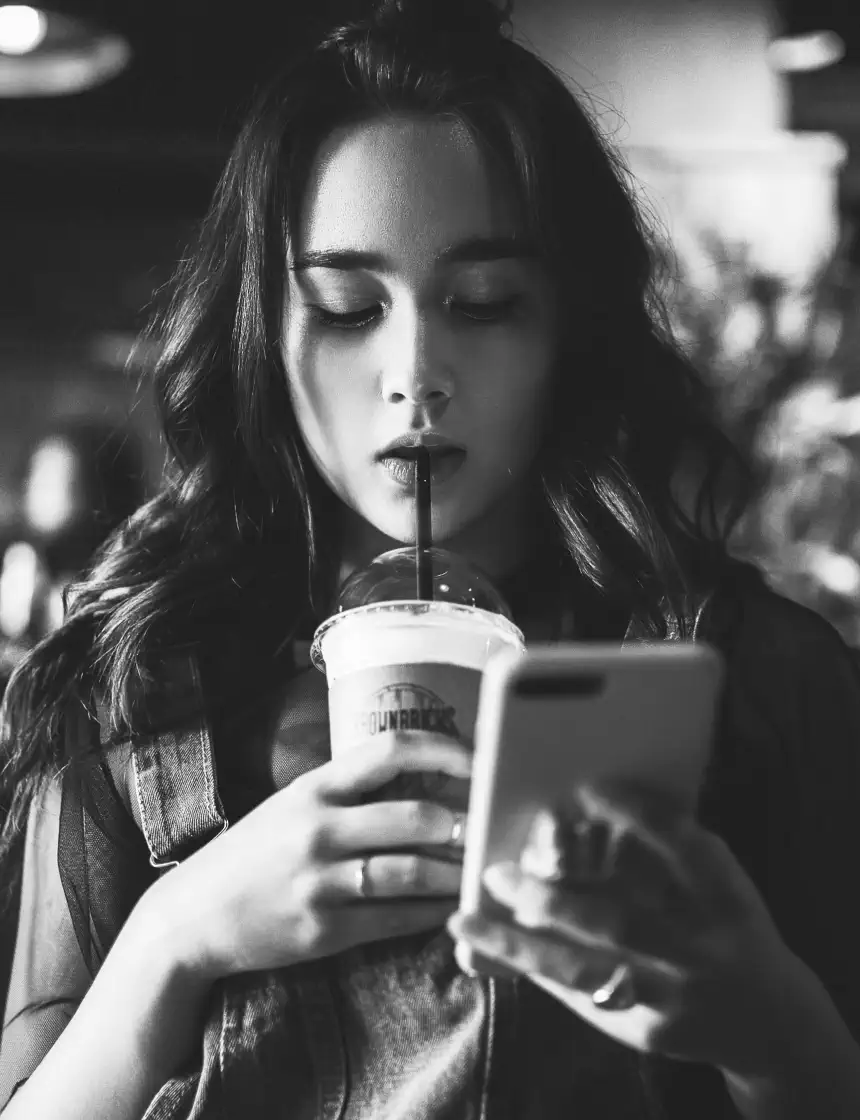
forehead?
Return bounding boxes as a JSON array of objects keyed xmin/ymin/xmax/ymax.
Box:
[{"xmin": 294, "ymin": 115, "xmax": 522, "ymax": 267}]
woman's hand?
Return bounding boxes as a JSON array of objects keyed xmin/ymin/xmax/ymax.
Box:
[
  {"xmin": 137, "ymin": 731, "xmax": 471, "ymax": 983},
  {"xmin": 447, "ymin": 780, "xmax": 801, "ymax": 1081}
]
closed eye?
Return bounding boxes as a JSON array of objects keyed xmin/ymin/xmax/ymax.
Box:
[
  {"xmin": 451, "ymin": 297, "xmax": 521, "ymax": 322},
  {"xmin": 309, "ymin": 305, "xmax": 381, "ymax": 329},
  {"xmin": 308, "ymin": 296, "xmax": 521, "ymax": 331}
]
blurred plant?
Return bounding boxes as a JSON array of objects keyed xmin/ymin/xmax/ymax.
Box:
[{"xmin": 661, "ymin": 225, "xmax": 860, "ymax": 645}]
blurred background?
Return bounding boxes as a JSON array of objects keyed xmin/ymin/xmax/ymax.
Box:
[{"xmin": 2, "ymin": 0, "xmax": 860, "ymax": 687}]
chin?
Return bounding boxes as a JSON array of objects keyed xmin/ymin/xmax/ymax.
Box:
[{"xmin": 366, "ymin": 505, "xmax": 471, "ymax": 550}]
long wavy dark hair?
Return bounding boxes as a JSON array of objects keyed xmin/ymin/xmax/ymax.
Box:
[{"xmin": 0, "ymin": 0, "xmax": 752, "ymax": 871}]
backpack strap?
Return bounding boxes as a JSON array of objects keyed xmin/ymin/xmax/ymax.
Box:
[{"xmin": 95, "ymin": 650, "xmax": 229, "ymax": 870}]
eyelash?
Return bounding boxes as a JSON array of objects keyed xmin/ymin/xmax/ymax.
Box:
[{"xmin": 310, "ymin": 298, "xmax": 521, "ymax": 330}]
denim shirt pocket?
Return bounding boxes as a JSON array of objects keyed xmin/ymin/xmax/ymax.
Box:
[
  {"xmin": 213, "ymin": 966, "xmax": 346, "ymax": 1120},
  {"xmin": 139, "ymin": 966, "xmax": 348, "ymax": 1120},
  {"xmin": 297, "ymin": 971, "xmax": 348, "ymax": 1120}
]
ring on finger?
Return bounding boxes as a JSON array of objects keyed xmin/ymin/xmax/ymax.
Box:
[
  {"xmin": 591, "ymin": 961, "xmax": 638, "ymax": 1012},
  {"xmin": 449, "ymin": 813, "xmax": 466, "ymax": 847},
  {"xmin": 356, "ymin": 857, "xmax": 372, "ymax": 899}
]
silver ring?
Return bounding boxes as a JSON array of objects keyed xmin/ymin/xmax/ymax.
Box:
[
  {"xmin": 449, "ymin": 813, "xmax": 466, "ymax": 847},
  {"xmin": 591, "ymin": 962, "xmax": 637, "ymax": 1012},
  {"xmin": 356, "ymin": 857, "xmax": 371, "ymax": 899}
]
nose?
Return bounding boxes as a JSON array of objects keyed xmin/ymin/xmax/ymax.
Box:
[{"xmin": 381, "ymin": 310, "xmax": 453, "ymax": 422}]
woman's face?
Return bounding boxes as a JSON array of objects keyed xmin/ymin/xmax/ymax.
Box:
[{"xmin": 281, "ymin": 114, "xmax": 557, "ymax": 560}]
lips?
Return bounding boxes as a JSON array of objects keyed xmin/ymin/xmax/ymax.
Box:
[
  {"xmin": 376, "ymin": 434, "xmax": 466, "ymax": 458},
  {"xmin": 378, "ymin": 445, "xmax": 467, "ymax": 487}
]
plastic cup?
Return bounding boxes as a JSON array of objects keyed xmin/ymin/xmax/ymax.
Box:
[{"xmin": 311, "ymin": 600, "xmax": 525, "ymax": 800}]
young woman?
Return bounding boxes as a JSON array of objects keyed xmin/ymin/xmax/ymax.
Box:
[{"xmin": 2, "ymin": 1, "xmax": 860, "ymax": 1117}]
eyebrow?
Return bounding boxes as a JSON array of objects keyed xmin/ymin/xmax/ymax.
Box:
[{"xmin": 290, "ymin": 235, "xmax": 537, "ymax": 273}]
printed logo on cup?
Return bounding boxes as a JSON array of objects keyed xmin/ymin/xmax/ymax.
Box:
[
  {"xmin": 328, "ymin": 664, "xmax": 481, "ymax": 801},
  {"xmin": 355, "ymin": 682, "xmax": 462, "ymax": 741}
]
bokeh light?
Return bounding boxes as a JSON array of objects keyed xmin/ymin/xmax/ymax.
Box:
[
  {"xmin": 0, "ymin": 5, "xmax": 46, "ymax": 55},
  {"xmin": 768, "ymin": 30, "xmax": 846, "ymax": 73}
]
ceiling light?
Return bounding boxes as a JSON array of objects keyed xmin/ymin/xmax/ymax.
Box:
[
  {"xmin": 0, "ymin": 7, "xmax": 131, "ymax": 96},
  {"xmin": 0, "ymin": 5, "xmax": 47, "ymax": 55}
]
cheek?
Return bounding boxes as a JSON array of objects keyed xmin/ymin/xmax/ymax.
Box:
[
  {"xmin": 474, "ymin": 332, "xmax": 555, "ymax": 440},
  {"xmin": 283, "ymin": 320, "xmax": 340, "ymax": 431},
  {"xmin": 282, "ymin": 328, "xmax": 373, "ymax": 491},
  {"xmin": 283, "ymin": 329, "xmax": 340, "ymax": 467}
]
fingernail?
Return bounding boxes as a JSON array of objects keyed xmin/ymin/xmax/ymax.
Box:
[
  {"xmin": 521, "ymin": 809, "xmax": 566, "ymax": 881},
  {"xmin": 482, "ymin": 864, "xmax": 505, "ymax": 892},
  {"xmin": 526, "ymin": 807, "xmax": 560, "ymax": 848}
]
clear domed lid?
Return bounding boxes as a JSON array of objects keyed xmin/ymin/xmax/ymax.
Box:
[{"xmin": 334, "ymin": 547, "xmax": 514, "ymax": 619}]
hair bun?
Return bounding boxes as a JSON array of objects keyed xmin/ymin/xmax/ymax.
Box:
[{"xmin": 371, "ymin": 0, "xmax": 513, "ymax": 40}]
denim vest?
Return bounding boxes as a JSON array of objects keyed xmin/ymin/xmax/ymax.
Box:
[{"xmin": 129, "ymin": 601, "xmax": 714, "ymax": 1120}]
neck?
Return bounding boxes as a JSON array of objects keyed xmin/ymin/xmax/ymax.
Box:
[{"xmin": 335, "ymin": 481, "xmax": 543, "ymax": 592}]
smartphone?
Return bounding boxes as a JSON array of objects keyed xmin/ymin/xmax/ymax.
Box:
[{"xmin": 455, "ymin": 642, "xmax": 724, "ymax": 977}]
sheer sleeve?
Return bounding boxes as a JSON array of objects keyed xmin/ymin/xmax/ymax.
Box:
[
  {"xmin": 0, "ymin": 727, "xmax": 157, "ymax": 1108},
  {"xmin": 57, "ymin": 742, "xmax": 157, "ymax": 975},
  {"xmin": 0, "ymin": 777, "xmax": 88, "ymax": 1108}
]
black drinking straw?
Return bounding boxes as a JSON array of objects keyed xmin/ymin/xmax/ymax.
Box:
[{"xmin": 415, "ymin": 446, "xmax": 433, "ymax": 600}]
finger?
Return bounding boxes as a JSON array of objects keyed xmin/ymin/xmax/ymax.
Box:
[
  {"xmin": 482, "ymin": 861, "xmax": 691, "ymax": 961},
  {"xmin": 667, "ymin": 825, "xmax": 775, "ymax": 926},
  {"xmin": 315, "ymin": 733, "xmax": 473, "ymax": 802},
  {"xmin": 572, "ymin": 780, "xmax": 691, "ymax": 856},
  {"xmin": 318, "ymin": 854, "xmax": 462, "ymax": 903},
  {"xmin": 362, "ymin": 898, "xmax": 460, "ymax": 943},
  {"xmin": 528, "ymin": 971, "xmax": 667, "ymax": 1032},
  {"xmin": 429, "ymin": 774, "xmax": 471, "ymax": 815},
  {"xmin": 447, "ymin": 911, "xmax": 620, "ymax": 992},
  {"xmin": 568, "ymin": 791, "xmax": 749, "ymax": 930},
  {"xmin": 576, "ymin": 779, "xmax": 688, "ymax": 834},
  {"xmin": 557, "ymin": 784, "xmax": 696, "ymax": 894},
  {"xmin": 449, "ymin": 913, "xmax": 670, "ymax": 1011},
  {"xmin": 326, "ymin": 800, "xmax": 467, "ymax": 855}
]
